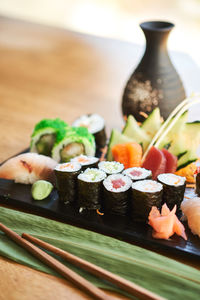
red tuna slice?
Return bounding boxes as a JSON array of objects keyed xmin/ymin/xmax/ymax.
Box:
[
  {"xmin": 161, "ymin": 148, "xmax": 177, "ymax": 173},
  {"xmin": 142, "ymin": 146, "xmax": 166, "ymax": 180},
  {"xmin": 112, "ymin": 178, "xmax": 125, "ymax": 189}
]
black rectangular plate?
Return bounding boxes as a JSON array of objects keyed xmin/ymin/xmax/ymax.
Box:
[{"xmin": 0, "ymin": 175, "xmax": 200, "ymax": 260}]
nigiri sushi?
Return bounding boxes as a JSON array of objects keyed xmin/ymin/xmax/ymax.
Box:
[
  {"xmin": 0, "ymin": 153, "xmax": 57, "ymax": 184},
  {"xmin": 181, "ymin": 197, "xmax": 200, "ymax": 238}
]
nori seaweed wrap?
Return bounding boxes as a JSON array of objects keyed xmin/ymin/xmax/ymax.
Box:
[
  {"xmin": 98, "ymin": 161, "xmax": 124, "ymax": 175},
  {"xmin": 30, "ymin": 118, "xmax": 68, "ymax": 156},
  {"xmin": 157, "ymin": 173, "xmax": 186, "ymax": 210},
  {"xmin": 52, "ymin": 127, "xmax": 96, "ymax": 163},
  {"xmin": 72, "ymin": 113, "xmax": 107, "ymax": 148},
  {"xmin": 123, "ymin": 167, "xmax": 152, "ymax": 182},
  {"xmin": 196, "ymin": 173, "xmax": 200, "ymax": 196},
  {"xmin": 131, "ymin": 180, "xmax": 163, "ymax": 222},
  {"xmin": 54, "ymin": 162, "xmax": 81, "ymax": 204},
  {"xmin": 78, "ymin": 168, "xmax": 106, "ymax": 210},
  {"xmin": 71, "ymin": 155, "xmax": 99, "ymax": 171},
  {"xmin": 103, "ymin": 174, "xmax": 132, "ymax": 216}
]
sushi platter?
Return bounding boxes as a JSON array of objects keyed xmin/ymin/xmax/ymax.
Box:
[
  {"xmin": 0, "ymin": 151, "xmax": 200, "ymax": 260},
  {"xmin": 0, "ymin": 105, "xmax": 200, "ymax": 261}
]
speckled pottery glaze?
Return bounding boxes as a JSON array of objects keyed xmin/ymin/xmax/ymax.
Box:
[{"xmin": 122, "ymin": 21, "xmax": 186, "ymax": 122}]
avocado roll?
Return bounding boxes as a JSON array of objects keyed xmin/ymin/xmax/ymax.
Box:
[
  {"xmin": 30, "ymin": 118, "xmax": 68, "ymax": 156},
  {"xmin": 71, "ymin": 155, "xmax": 99, "ymax": 170},
  {"xmin": 54, "ymin": 162, "xmax": 81, "ymax": 204},
  {"xmin": 98, "ymin": 161, "xmax": 124, "ymax": 175},
  {"xmin": 72, "ymin": 114, "xmax": 107, "ymax": 148},
  {"xmin": 131, "ymin": 180, "xmax": 163, "ymax": 222},
  {"xmin": 196, "ymin": 172, "xmax": 200, "ymax": 196},
  {"xmin": 78, "ymin": 168, "xmax": 106, "ymax": 210},
  {"xmin": 157, "ymin": 173, "xmax": 186, "ymax": 210},
  {"xmin": 123, "ymin": 167, "xmax": 152, "ymax": 182},
  {"xmin": 52, "ymin": 127, "xmax": 96, "ymax": 163},
  {"xmin": 103, "ymin": 174, "xmax": 132, "ymax": 216}
]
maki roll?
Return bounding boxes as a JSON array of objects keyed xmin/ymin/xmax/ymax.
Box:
[
  {"xmin": 30, "ymin": 118, "xmax": 68, "ymax": 156},
  {"xmin": 157, "ymin": 173, "xmax": 186, "ymax": 210},
  {"xmin": 103, "ymin": 174, "xmax": 132, "ymax": 216},
  {"xmin": 78, "ymin": 168, "xmax": 106, "ymax": 210},
  {"xmin": 71, "ymin": 155, "xmax": 99, "ymax": 170},
  {"xmin": 54, "ymin": 162, "xmax": 81, "ymax": 204},
  {"xmin": 72, "ymin": 114, "xmax": 107, "ymax": 148},
  {"xmin": 196, "ymin": 172, "xmax": 200, "ymax": 196},
  {"xmin": 123, "ymin": 167, "xmax": 152, "ymax": 182},
  {"xmin": 131, "ymin": 180, "xmax": 163, "ymax": 222},
  {"xmin": 98, "ymin": 161, "xmax": 124, "ymax": 175},
  {"xmin": 52, "ymin": 127, "xmax": 96, "ymax": 163}
]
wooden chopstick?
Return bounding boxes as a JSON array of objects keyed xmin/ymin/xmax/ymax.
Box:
[
  {"xmin": 22, "ymin": 233, "xmax": 166, "ymax": 300},
  {"xmin": 0, "ymin": 223, "xmax": 113, "ymax": 300}
]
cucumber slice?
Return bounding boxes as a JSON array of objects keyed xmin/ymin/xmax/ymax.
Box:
[
  {"xmin": 177, "ymin": 150, "xmax": 198, "ymax": 170},
  {"xmin": 185, "ymin": 121, "xmax": 200, "ymax": 150},
  {"xmin": 141, "ymin": 108, "xmax": 162, "ymax": 139},
  {"xmin": 31, "ymin": 180, "xmax": 53, "ymax": 200},
  {"xmin": 158, "ymin": 111, "xmax": 189, "ymax": 157},
  {"xmin": 177, "ymin": 121, "xmax": 200, "ymax": 169},
  {"xmin": 122, "ymin": 115, "xmax": 150, "ymax": 151},
  {"xmin": 107, "ymin": 129, "xmax": 133, "ymax": 161}
]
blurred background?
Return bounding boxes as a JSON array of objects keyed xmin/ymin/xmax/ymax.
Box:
[{"xmin": 0, "ymin": 0, "xmax": 200, "ymax": 66}]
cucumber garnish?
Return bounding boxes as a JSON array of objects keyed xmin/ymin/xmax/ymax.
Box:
[{"xmin": 31, "ymin": 180, "xmax": 53, "ymax": 200}]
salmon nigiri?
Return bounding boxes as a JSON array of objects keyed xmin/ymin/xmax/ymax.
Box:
[{"xmin": 148, "ymin": 203, "xmax": 187, "ymax": 240}]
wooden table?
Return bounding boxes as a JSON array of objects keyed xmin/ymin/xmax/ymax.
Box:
[{"xmin": 0, "ymin": 16, "xmax": 200, "ymax": 300}]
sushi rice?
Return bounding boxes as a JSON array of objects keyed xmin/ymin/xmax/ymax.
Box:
[
  {"xmin": 78, "ymin": 168, "xmax": 106, "ymax": 182},
  {"xmin": 72, "ymin": 114, "xmax": 105, "ymax": 134},
  {"xmin": 78, "ymin": 168, "xmax": 107, "ymax": 210},
  {"xmin": 131, "ymin": 180, "xmax": 163, "ymax": 221},
  {"xmin": 157, "ymin": 173, "xmax": 186, "ymax": 210},
  {"xmin": 103, "ymin": 174, "xmax": 132, "ymax": 192},
  {"xmin": 103, "ymin": 174, "xmax": 132, "ymax": 216},
  {"xmin": 157, "ymin": 173, "xmax": 186, "ymax": 187},
  {"xmin": 54, "ymin": 162, "xmax": 82, "ymax": 204},
  {"xmin": 98, "ymin": 161, "xmax": 124, "ymax": 175},
  {"xmin": 123, "ymin": 167, "xmax": 152, "ymax": 182},
  {"xmin": 72, "ymin": 114, "xmax": 107, "ymax": 148},
  {"xmin": 55, "ymin": 162, "xmax": 81, "ymax": 172},
  {"xmin": 71, "ymin": 155, "xmax": 99, "ymax": 169},
  {"xmin": 132, "ymin": 180, "xmax": 163, "ymax": 193},
  {"xmin": 52, "ymin": 127, "xmax": 95, "ymax": 163}
]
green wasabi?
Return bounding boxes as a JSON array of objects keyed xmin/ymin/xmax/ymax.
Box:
[{"xmin": 31, "ymin": 180, "xmax": 53, "ymax": 200}]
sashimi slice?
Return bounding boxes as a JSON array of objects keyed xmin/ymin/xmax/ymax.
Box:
[
  {"xmin": 142, "ymin": 146, "xmax": 166, "ymax": 179},
  {"xmin": 112, "ymin": 144, "xmax": 129, "ymax": 168},
  {"xmin": 126, "ymin": 142, "xmax": 142, "ymax": 168},
  {"xmin": 161, "ymin": 148, "xmax": 177, "ymax": 173},
  {"xmin": 112, "ymin": 142, "xmax": 142, "ymax": 169}
]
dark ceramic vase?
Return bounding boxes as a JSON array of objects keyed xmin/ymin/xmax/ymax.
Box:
[{"xmin": 122, "ymin": 21, "xmax": 186, "ymax": 122}]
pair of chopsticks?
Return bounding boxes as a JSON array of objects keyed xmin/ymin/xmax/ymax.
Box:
[{"xmin": 0, "ymin": 223, "xmax": 166, "ymax": 300}]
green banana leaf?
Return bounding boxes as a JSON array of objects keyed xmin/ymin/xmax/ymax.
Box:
[{"xmin": 0, "ymin": 206, "xmax": 199, "ymax": 300}]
